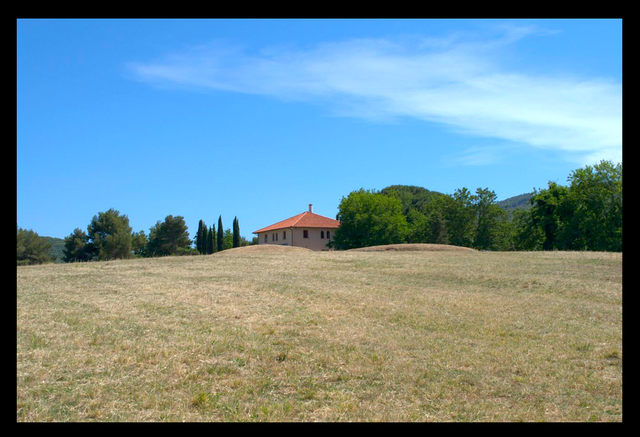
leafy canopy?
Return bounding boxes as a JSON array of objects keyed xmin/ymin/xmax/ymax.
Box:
[{"xmin": 331, "ymin": 189, "xmax": 409, "ymax": 250}]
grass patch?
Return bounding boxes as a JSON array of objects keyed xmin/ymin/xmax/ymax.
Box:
[{"xmin": 17, "ymin": 250, "xmax": 622, "ymax": 421}]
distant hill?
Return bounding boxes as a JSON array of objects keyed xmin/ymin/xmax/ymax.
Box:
[
  {"xmin": 42, "ymin": 236, "xmax": 65, "ymax": 263},
  {"xmin": 380, "ymin": 185, "xmax": 447, "ymax": 215},
  {"xmin": 381, "ymin": 185, "xmax": 534, "ymax": 219},
  {"xmin": 496, "ymin": 192, "xmax": 534, "ymax": 218}
]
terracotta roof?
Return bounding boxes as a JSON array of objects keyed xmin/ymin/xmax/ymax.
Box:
[{"xmin": 253, "ymin": 211, "xmax": 340, "ymax": 234}]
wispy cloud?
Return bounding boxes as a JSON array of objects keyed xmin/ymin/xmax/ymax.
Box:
[{"xmin": 127, "ymin": 26, "xmax": 622, "ymax": 165}]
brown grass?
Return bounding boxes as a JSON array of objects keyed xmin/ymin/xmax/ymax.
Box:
[
  {"xmin": 17, "ymin": 250, "xmax": 622, "ymax": 422},
  {"xmin": 215, "ymin": 245, "xmax": 312, "ymax": 255},
  {"xmin": 348, "ymin": 243, "xmax": 477, "ymax": 252}
]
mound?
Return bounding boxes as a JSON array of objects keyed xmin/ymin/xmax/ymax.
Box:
[
  {"xmin": 348, "ymin": 243, "xmax": 476, "ymax": 253},
  {"xmin": 215, "ymin": 245, "xmax": 312, "ymax": 255}
]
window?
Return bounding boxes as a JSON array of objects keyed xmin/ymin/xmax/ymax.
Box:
[
  {"xmin": 272, "ymin": 233, "xmax": 275, "ymax": 241},
  {"xmin": 321, "ymin": 231, "xmax": 325, "ymax": 239},
  {"xmin": 303, "ymin": 230, "xmax": 309, "ymax": 238},
  {"xmin": 276, "ymin": 233, "xmax": 278, "ymax": 241},
  {"xmin": 327, "ymin": 231, "xmax": 331, "ymax": 239},
  {"xmin": 283, "ymin": 231, "xmax": 286, "ymax": 239},
  {"xmin": 264, "ymin": 234, "xmax": 267, "ymax": 242}
]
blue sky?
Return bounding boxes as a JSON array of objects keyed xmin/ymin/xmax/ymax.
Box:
[{"xmin": 17, "ymin": 19, "xmax": 622, "ymax": 240}]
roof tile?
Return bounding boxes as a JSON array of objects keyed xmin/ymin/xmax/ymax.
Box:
[{"xmin": 253, "ymin": 211, "xmax": 340, "ymax": 234}]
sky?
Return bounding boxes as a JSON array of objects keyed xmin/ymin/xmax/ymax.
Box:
[{"xmin": 17, "ymin": 19, "xmax": 623, "ymax": 241}]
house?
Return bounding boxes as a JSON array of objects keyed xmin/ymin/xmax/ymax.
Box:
[{"xmin": 253, "ymin": 204, "xmax": 340, "ymax": 251}]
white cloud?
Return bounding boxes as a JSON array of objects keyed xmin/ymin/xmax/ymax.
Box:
[
  {"xmin": 446, "ymin": 145, "xmax": 508, "ymax": 167},
  {"xmin": 127, "ymin": 27, "xmax": 622, "ymax": 165}
]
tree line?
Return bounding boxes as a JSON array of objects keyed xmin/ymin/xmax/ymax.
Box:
[
  {"xmin": 330, "ymin": 160, "xmax": 622, "ymax": 252},
  {"xmin": 17, "ymin": 212, "xmax": 248, "ymax": 265},
  {"xmin": 195, "ymin": 216, "xmax": 242, "ymax": 255},
  {"xmin": 17, "ymin": 226, "xmax": 54, "ymax": 266},
  {"xmin": 17, "ymin": 160, "xmax": 622, "ymax": 265}
]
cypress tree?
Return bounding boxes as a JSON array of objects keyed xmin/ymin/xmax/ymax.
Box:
[
  {"xmin": 201, "ymin": 224, "xmax": 208, "ymax": 255},
  {"xmin": 208, "ymin": 225, "xmax": 215, "ymax": 254},
  {"xmin": 233, "ymin": 217, "xmax": 240, "ymax": 248},
  {"xmin": 217, "ymin": 216, "xmax": 224, "ymax": 252},
  {"xmin": 196, "ymin": 220, "xmax": 205, "ymax": 254}
]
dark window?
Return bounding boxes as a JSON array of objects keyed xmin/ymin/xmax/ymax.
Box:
[
  {"xmin": 327, "ymin": 231, "xmax": 331, "ymax": 239},
  {"xmin": 264, "ymin": 234, "xmax": 267, "ymax": 242},
  {"xmin": 303, "ymin": 230, "xmax": 309, "ymax": 238},
  {"xmin": 321, "ymin": 231, "xmax": 325, "ymax": 239},
  {"xmin": 276, "ymin": 233, "xmax": 278, "ymax": 241},
  {"xmin": 283, "ymin": 231, "xmax": 286, "ymax": 239},
  {"xmin": 272, "ymin": 233, "xmax": 275, "ymax": 241}
]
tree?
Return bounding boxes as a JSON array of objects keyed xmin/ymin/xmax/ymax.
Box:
[
  {"xmin": 330, "ymin": 189, "xmax": 409, "ymax": 250},
  {"xmin": 445, "ymin": 188, "xmax": 477, "ymax": 248},
  {"xmin": 146, "ymin": 215, "xmax": 192, "ymax": 257},
  {"xmin": 473, "ymin": 188, "xmax": 508, "ymax": 250},
  {"xmin": 196, "ymin": 220, "xmax": 205, "ymax": 254},
  {"xmin": 380, "ymin": 185, "xmax": 445, "ymax": 216},
  {"xmin": 217, "ymin": 216, "xmax": 224, "ymax": 252},
  {"xmin": 223, "ymin": 229, "xmax": 234, "ymax": 250},
  {"xmin": 233, "ymin": 217, "xmax": 240, "ymax": 248},
  {"xmin": 17, "ymin": 226, "xmax": 53, "ymax": 265},
  {"xmin": 207, "ymin": 225, "xmax": 215, "ymax": 254},
  {"xmin": 405, "ymin": 203, "xmax": 449, "ymax": 245},
  {"xmin": 406, "ymin": 208, "xmax": 430, "ymax": 243},
  {"xmin": 567, "ymin": 160, "xmax": 622, "ymax": 251},
  {"xmin": 511, "ymin": 208, "xmax": 544, "ymax": 251},
  {"xmin": 86, "ymin": 208, "xmax": 134, "ymax": 261},
  {"xmin": 62, "ymin": 228, "xmax": 91, "ymax": 262},
  {"xmin": 202, "ymin": 224, "xmax": 209, "ymax": 255},
  {"xmin": 529, "ymin": 182, "xmax": 571, "ymax": 251},
  {"xmin": 131, "ymin": 230, "xmax": 149, "ymax": 257},
  {"xmin": 428, "ymin": 208, "xmax": 449, "ymax": 245},
  {"xmin": 513, "ymin": 160, "xmax": 622, "ymax": 252}
]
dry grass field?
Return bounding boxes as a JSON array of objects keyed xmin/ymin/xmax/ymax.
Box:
[{"xmin": 16, "ymin": 246, "xmax": 622, "ymax": 421}]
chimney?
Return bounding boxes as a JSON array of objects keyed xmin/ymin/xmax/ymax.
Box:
[{"xmin": 309, "ymin": 204, "xmax": 313, "ymax": 213}]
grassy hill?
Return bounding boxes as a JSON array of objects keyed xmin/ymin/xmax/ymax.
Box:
[{"xmin": 17, "ymin": 248, "xmax": 622, "ymax": 421}]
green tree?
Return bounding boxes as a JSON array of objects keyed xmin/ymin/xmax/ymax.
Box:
[
  {"xmin": 131, "ymin": 230, "xmax": 149, "ymax": 257},
  {"xmin": 223, "ymin": 229, "xmax": 234, "ymax": 250},
  {"xmin": 202, "ymin": 224, "xmax": 209, "ymax": 255},
  {"xmin": 86, "ymin": 208, "xmax": 133, "ymax": 261},
  {"xmin": 513, "ymin": 160, "xmax": 622, "ymax": 252},
  {"xmin": 330, "ymin": 189, "xmax": 409, "ymax": 250},
  {"xmin": 406, "ymin": 208, "xmax": 430, "ymax": 243},
  {"xmin": 567, "ymin": 160, "xmax": 622, "ymax": 251},
  {"xmin": 473, "ymin": 188, "xmax": 507, "ymax": 250},
  {"xmin": 406, "ymin": 203, "xmax": 449, "ymax": 245},
  {"xmin": 529, "ymin": 182, "xmax": 571, "ymax": 251},
  {"xmin": 428, "ymin": 207, "xmax": 449, "ymax": 245},
  {"xmin": 445, "ymin": 188, "xmax": 477, "ymax": 248},
  {"xmin": 196, "ymin": 220, "xmax": 205, "ymax": 254},
  {"xmin": 62, "ymin": 228, "xmax": 92, "ymax": 262},
  {"xmin": 380, "ymin": 185, "xmax": 445, "ymax": 216},
  {"xmin": 17, "ymin": 226, "xmax": 53, "ymax": 266},
  {"xmin": 233, "ymin": 217, "xmax": 240, "ymax": 248},
  {"xmin": 511, "ymin": 208, "xmax": 544, "ymax": 251},
  {"xmin": 146, "ymin": 215, "xmax": 192, "ymax": 257},
  {"xmin": 207, "ymin": 225, "xmax": 215, "ymax": 254},
  {"xmin": 217, "ymin": 216, "xmax": 224, "ymax": 252}
]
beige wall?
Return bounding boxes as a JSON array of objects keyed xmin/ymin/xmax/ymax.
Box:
[{"xmin": 257, "ymin": 227, "xmax": 336, "ymax": 251}]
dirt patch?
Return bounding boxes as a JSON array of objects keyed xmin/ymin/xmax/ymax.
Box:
[
  {"xmin": 215, "ymin": 245, "xmax": 312, "ymax": 255},
  {"xmin": 348, "ymin": 243, "xmax": 477, "ymax": 253}
]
